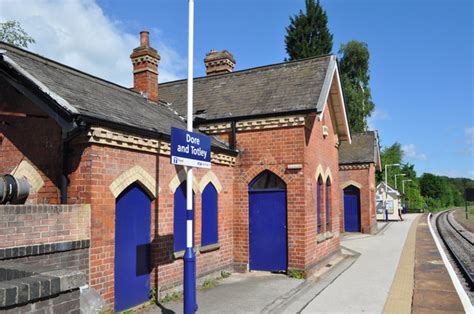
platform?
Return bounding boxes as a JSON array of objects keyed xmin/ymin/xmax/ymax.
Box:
[{"xmin": 384, "ymin": 213, "xmax": 466, "ymax": 314}]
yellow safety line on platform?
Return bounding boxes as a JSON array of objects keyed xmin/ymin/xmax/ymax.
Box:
[{"xmin": 383, "ymin": 214, "xmax": 422, "ymax": 314}]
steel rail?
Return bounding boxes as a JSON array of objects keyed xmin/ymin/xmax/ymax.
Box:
[
  {"xmin": 446, "ymin": 209, "xmax": 473, "ymax": 246},
  {"xmin": 435, "ymin": 210, "xmax": 474, "ymax": 290}
]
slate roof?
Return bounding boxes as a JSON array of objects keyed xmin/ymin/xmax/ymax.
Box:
[
  {"xmin": 159, "ymin": 55, "xmax": 333, "ymax": 120},
  {"xmin": 0, "ymin": 42, "xmax": 230, "ymax": 151},
  {"xmin": 339, "ymin": 131, "xmax": 380, "ymax": 165}
]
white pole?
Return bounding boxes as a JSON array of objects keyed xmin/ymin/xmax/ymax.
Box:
[
  {"xmin": 186, "ymin": 0, "xmax": 194, "ymax": 248},
  {"xmin": 184, "ymin": 1, "xmax": 196, "ymax": 313}
]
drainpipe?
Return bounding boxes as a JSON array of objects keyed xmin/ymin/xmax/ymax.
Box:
[
  {"xmin": 230, "ymin": 121, "xmax": 237, "ymax": 150},
  {"xmin": 60, "ymin": 121, "xmax": 85, "ymax": 204},
  {"xmin": 60, "ymin": 136, "xmax": 69, "ymax": 204}
]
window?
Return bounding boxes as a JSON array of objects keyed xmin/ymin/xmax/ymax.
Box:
[
  {"xmin": 317, "ymin": 176, "xmax": 323, "ymax": 233},
  {"xmin": 249, "ymin": 170, "xmax": 286, "ymax": 190},
  {"xmin": 173, "ymin": 181, "xmax": 194, "ymax": 252},
  {"xmin": 326, "ymin": 179, "xmax": 331, "ymax": 232},
  {"xmin": 201, "ymin": 183, "xmax": 218, "ymax": 247}
]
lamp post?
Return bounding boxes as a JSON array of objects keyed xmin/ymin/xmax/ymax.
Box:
[
  {"xmin": 394, "ymin": 173, "xmax": 406, "ymax": 190},
  {"xmin": 402, "ymin": 179, "xmax": 412, "ymax": 195},
  {"xmin": 384, "ymin": 163, "xmax": 400, "ymax": 221}
]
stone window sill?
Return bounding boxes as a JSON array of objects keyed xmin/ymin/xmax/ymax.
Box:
[
  {"xmin": 199, "ymin": 243, "xmax": 220, "ymax": 253},
  {"xmin": 317, "ymin": 231, "xmax": 334, "ymax": 243}
]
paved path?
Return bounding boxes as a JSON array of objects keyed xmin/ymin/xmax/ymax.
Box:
[
  {"xmin": 142, "ymin": 272, "xmax": 303, "ymax": 314},
  {"xmin": 302, "ymin": 214, "xmax": 420, "ymax": 314}
]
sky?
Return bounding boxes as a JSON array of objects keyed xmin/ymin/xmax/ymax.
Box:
[{"xmin": 0, "ymin": 0, "xmax": 473, "ymax": 179}]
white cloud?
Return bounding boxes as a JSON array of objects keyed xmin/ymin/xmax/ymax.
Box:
[
  {"xmin": 0, "ymin": 0, "xmax": 185, "ymax": 87},
  {"xmin": 402, "ymin": 144, "xmax": 427, "ymax": 161},
  {"xmin": 367, "ymin": 108, "xmax": 389, "ymax": 130}
]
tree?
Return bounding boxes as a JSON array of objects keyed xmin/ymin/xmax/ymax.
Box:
[
  {"xmin": 376, "ymin": 142, "xmax": 403, "ymax": 185},
  {"xmin": 339, "ymin": 41, "xmax": 375, "ymax": 133},
  {"xmin": 285, "ymin": 0, "xmax": 333, "ymax": 61},
  {"xmin": 0, "ymin": 21, "xmax": 35, "ymax": 48}
]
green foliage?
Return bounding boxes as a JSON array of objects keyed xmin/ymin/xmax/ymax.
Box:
[
  {"xmin": 285, "ymin": 0, "xmax": 333, "ymax": 60},
  {"xmin": 376, "ymin": 142, "xmax": 403, "ymax": 185},
  {"xmin": 287, "ymin": 269, "xmax": 305, "ymax": 279},
  {"xmin": 221, "ymin": 270, "xmax": 231, "ymax": 278},
  {"xmin": 338, "ymin": 41, "xmax": 375, "ymax": 133},
  {"xmin": 0, "ymin": 20, "xmax": 35, "ymax": 48},
  {"xmin": 419, "ymin": 174, "xmax": 474, "ymax": 210},
  {"xmin": 159, "ymin": 291, "xmax": 183, "ymax": 303},
  {"xmin": 202, "ymin": 278, "xmax": 218, "ymax": 290},
  {"xmin": 149, "ymin": 288, "xmax": 157, "ymax": 305}
]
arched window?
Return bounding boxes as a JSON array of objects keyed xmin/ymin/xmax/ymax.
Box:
[
  {"xmin": 249, "ymin": 170, "xmax": 286, "ymax": 191},
  {"xmin": 174, "ymin": 181, "xmax": 194, "ymax": 252},
  {"xmin": 326, "ymin": 179, "xmax": 331, "ymax": 232},
  {"xmin": 201, "ymin": 183, "xmax": 218, "ymax": 247},
  {"xmin": 317, "ymin": 176, "xmax": 323, "ymax": 233}
]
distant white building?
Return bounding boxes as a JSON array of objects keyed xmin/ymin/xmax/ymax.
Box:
[{"xmin": 376, "ymin": 182, "xmax": 402, "ymax": 221}]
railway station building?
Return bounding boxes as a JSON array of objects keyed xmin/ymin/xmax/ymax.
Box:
[
  {"xmin": 0, "ymin": 31, "xmax": 356, "ymax": 310},
  {"xmin": 339, "ymin": 131, "xmax": 381, "ymax": 234}
]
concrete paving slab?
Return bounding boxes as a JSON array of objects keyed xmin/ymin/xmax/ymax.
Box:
[
  {"xmin": 141, "ymin": 272, "xmax": 303, "ymax": 314},
  {"xmin": 302, "ymin": 214, "xmax": 421, "ymax": 314}
]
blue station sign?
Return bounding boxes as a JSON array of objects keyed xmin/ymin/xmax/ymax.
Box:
[{"xmin": 171, "ymin": 127, "xmax": 211, "ymax": 169}]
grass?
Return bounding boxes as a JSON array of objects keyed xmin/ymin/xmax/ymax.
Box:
[
  {"xmin": 287, "ymin": 269, "xmax": 305, "ymax": 279},
  {"xmin": 159, "ymin": 291, "xmax": 183, "ymax": 303}
]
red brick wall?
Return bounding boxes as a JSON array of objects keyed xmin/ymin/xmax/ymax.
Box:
[
  {"xmin": 231, "ymin": 126, "xmax": 306, "ymax": 270},
  {"xmin": 66, "ymin": 143, "xmax": 235, "ymax": 306},
  {"xmin": 0, "ymin": 204, "xmax": 90, "ymax": 249},
  {"xmin": 0, "ymin": 81, "xmax": 63, "ymax": 204},
  {"xmin": 339, "ymin": 163, "xmax": 377, "ymax": 234},
  {"xmin": 302, "ymin": 105, "xmax": 342, "ymax": 271}
]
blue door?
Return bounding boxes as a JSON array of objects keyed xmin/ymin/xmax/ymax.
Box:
[
  {"xmin": 115, "ymin": 184, "xmax": 151, "ymax": 311},
  {"xmin": 249, "ymin": 171, "xmax": 287, "ymax": 272},
  {"xmin": 344, "ymin": 186, "xmax": 361, "ymax": 232}
]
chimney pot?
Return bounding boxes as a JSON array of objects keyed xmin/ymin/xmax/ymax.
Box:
[{"xmin": 140, "ymin": 31, "xmax": 150, "ymax": 47}]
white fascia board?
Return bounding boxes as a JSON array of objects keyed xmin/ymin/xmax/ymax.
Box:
[
  {"xmin": 316, "ymin": 56, "xmax": 336, "ymax": 120},
  {"xmin": 333, "ymin": 62, "xmax": 351, "ymax": 143},
  {"xmin": 316, "ymin": 56, "xmax": 351, "ymax": 143},
  {"xmin": 2, "ymin": 54, "xmax": 79, "ymax": 115}
]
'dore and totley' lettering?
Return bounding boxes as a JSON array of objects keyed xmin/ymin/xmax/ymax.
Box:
[{"xmin": 176, "ymin": 134, "xmax": 208, "ymax": 159}]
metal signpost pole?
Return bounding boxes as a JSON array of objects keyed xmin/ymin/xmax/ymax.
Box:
[{"xmin": 184, "ymin": 0, "xmax": 196, "ymax": 313}]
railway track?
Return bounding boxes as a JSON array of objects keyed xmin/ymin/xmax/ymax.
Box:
[{"xmin": 435, "ymin": 209, "xmax": 474, "ymax": 291}]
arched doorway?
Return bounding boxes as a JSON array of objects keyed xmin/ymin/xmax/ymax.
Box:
[
  {"xmin": 248, "ymin": 170, "xmax": 287, "ymax": 271},
  {"xmin": 115, "ymin": 184, "xmax": 152, "ymax": 311},
  {"xmin": 344, "ymin": 185, "xmax": 361, "ymax": 232}
]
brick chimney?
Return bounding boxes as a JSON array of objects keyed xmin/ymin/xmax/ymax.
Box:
[
  {"xmin": 130, "ymin": 31, "xmax": 160, "ymax": 102},
  {"xmin": 204, "ymin": 50, "xmax": 235, "ymax": 76}
]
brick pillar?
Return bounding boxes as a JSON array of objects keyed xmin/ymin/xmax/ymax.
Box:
[{"xmin": 130, "ymin": 31, "xmax": 160, "ymax": 102}]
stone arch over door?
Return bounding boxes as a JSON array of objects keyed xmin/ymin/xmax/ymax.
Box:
[
  {"xmin": 314, "ymin": 164, "xmax": 324, "ymax": 183},
  {"xmin": 199, "ymin": 171, "xmax": 223, "ymax": 194},
  {"xmin": 109, "ymin": 165, "xmax": 157, "ymax": 199},
  {"xmin": 168, "ymin": 168, "xmax": 199, "ymax": 194},
  {"xmin": 324, "ymin": 167, "xmax": 333, "ymax": 185},
  {"xmin": 341, "ymin": 180, "xmax": 363, "ymax": 190}
]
